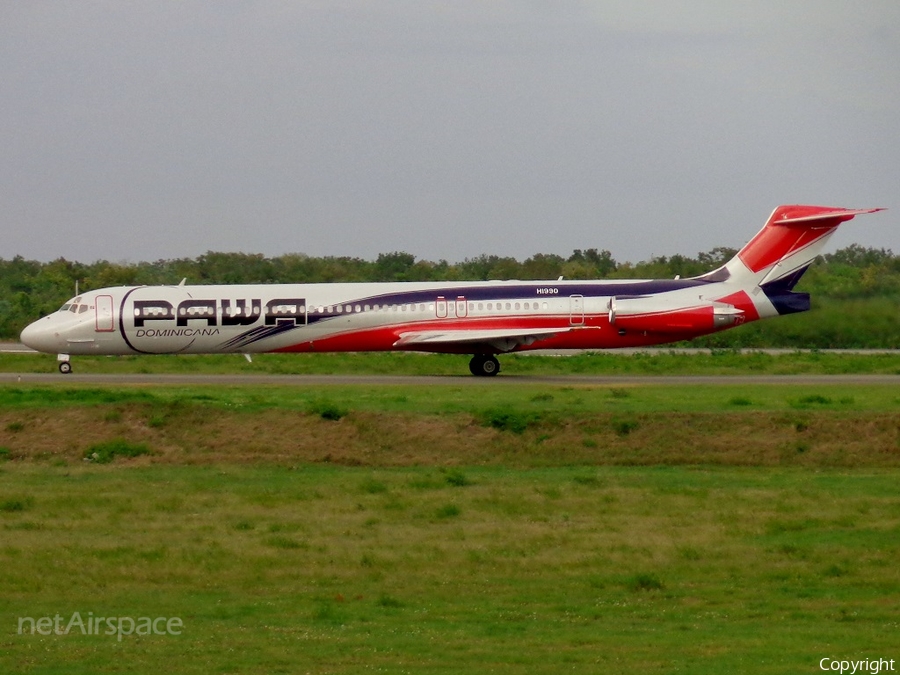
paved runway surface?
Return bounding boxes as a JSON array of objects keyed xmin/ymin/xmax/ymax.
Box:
[
  {"xmin": 2, "ymin": 372, "xmax": 899, "ymax": 387},
  {"xmin": 0, "ymin": 343, "xmax": 36, "ymax": 353}
]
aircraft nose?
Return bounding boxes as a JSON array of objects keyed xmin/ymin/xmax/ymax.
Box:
[{"xmin": 20, "ymin": 318, "xmax": 61, "ymax": 354}]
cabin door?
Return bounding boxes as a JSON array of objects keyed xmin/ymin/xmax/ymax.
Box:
[{"xmin": 95, "ymin": 294, "xmax": 115, "ymax": 332}]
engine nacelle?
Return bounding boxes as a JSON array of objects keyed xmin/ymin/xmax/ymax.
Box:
[{"xmin": 608, "ymin": 296, "xmax": 743, "ymax": 334}]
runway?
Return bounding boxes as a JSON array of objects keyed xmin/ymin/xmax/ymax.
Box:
[{"xmin": 2, "ymin": 372, "xmax": 899, "ymax": 387}]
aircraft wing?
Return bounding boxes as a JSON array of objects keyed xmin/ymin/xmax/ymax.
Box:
[{"xmin": 394, "ymin": 327, "xmax": 573, "ymax": 352}]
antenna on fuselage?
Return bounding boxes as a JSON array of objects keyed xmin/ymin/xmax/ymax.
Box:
[{"xmin": 179, "ymin": 278, "xmax": 187, "ymax": 287}]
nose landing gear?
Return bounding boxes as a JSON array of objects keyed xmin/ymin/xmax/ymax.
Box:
[
  {"xmin": 57, "ymin": 355, "xmax": 72, "ymax": 374},
  {"xmin": 468, "ymin": 354, "xmax": 500, "ymax": 377}
]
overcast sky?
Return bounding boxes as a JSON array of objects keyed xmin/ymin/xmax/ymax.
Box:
[{"xmin": 2, "ymin": 1, "xmax": 897, "ymax": 266}]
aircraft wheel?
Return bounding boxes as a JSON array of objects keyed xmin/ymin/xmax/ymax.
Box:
[
  {"xmin": 469, "ymin": 354, "xmax": 500, "ymax": 377},
  {"xmin": 58, "ymin": 361, "xmax": 73, "ymax": 375}
]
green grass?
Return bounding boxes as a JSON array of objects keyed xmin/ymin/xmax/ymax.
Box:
[
  {"xmin": 1, "ymin": 381, "xmax": 899, "ymax": 469},
  {"xmin": 1, "ymin": 375, "xmax": 899, "ymax": 672},
  {"xmin": 1, "ymin": 379, "xmax": 898, "ymax": 415},
  {"xmin": 1, "ymin": 464, "xmax": 899, "ymax": 674},
  {"xmin": 2, "ymin": 348, "xmax": 900, "ymax": 376},
  {"xmin": 83, "ymin": 438, "xmax": 152, "ymax": 464}
]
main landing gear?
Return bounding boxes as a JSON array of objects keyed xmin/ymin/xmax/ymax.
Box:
[{"xmin": 468, "ymin": 354, "xmax": 500, "ymax": 377}]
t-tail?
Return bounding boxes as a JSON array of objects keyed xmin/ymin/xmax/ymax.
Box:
[
  {"xmin": 610, "ymin": 205, "xmax": 885, "ymax": 335},
  {"xmin": 609, "ymin": 205, "xmax": 883, "ymax": 341},
  {"xmin": 712, "ymin": 204, "xmax": 885, "ymax": 318}
]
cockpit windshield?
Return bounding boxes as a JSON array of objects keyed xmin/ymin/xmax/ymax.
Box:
[{"xmin": 59, "ymin": 296, "xmax": 84, "ymax": 313}]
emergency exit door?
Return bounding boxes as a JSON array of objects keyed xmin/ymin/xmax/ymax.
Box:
[{"xmin": 569, "ymin": 294, "xmax": 584, "ymax": 326}]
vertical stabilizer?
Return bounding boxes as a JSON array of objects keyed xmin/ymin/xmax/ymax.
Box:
[
  {"xmin": 702, "ymin": 205, "xmax": 884, "ymax": 318},
  {"xmin": 737, "ymin": 205, "xmax": 882, "ymax": 279}
]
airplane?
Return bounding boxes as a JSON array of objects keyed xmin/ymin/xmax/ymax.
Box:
[{"xmin": 20, "ymin": 204, "xmax": 884, "ymax": 376}]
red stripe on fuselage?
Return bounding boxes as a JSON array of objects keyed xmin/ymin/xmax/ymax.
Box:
[
  {"xmin": 273, "ymin": 316, "xmax": 570, "ymax": 353},
  {"xmin": 715, "ymin": 290, "xmax": 760, "ymax": 322},
  {"xmin": 269, "ymin": 311, "xmax": 733, "ymax": 354}
]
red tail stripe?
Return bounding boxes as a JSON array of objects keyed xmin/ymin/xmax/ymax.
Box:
[{"xmin": 737, "ymin": 205, "xmax": 882, "ymax": 274}]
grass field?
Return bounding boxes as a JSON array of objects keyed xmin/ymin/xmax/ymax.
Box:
[
  {"xmin": 1, "ymin": 360, "xmax": 899, "ymax": 673},
  {"xmin": 2, "ymin": 464, "xmax": 899, "ymax": 674},
  {"xmin": 2, "ymin": 348, "xmax": 900, "ymax": 376},
  {"xmin": 1, "ymin": 380, "xmax": 900, "ymax": 468}
]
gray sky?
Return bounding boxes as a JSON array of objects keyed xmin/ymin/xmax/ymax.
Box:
[{"xmin": 2, "ymin": 1, "xmax": 897, "ymax": 266}]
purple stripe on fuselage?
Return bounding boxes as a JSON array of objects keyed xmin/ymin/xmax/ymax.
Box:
[
  {"xmin": 219, "ymin": 321, "xmax": 300, "ymax": 350},
  {"xmin": 302, "ymin": 279, "xmax": 710, "ymax": 325},
  {"xmin": 355, "ymin": 279, "xmax": 707, "ymax": 307}
]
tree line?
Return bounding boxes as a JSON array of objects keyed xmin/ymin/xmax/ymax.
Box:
[{"xmin": 1, "ymin": 244, "xmax": 898, "ymax": 347}]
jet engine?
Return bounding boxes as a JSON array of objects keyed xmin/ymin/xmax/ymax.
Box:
[{"xmin": 607, "ymin": 296, "xmax": 744, "ymax": 334}]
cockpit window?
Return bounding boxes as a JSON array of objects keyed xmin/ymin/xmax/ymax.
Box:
[
  {"xmin": 78, "ymin": 305, "xmax": 89, "ymax": 313},
  {"xmin": 59, "ymin": 296, "xmax": 82, "ymax": 313}
]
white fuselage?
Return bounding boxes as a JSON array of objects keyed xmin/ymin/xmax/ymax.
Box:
[
  {"xmin": 19, "ymin": 276, "xmax": 770, "ymax": 358},
  {"xmin": 19, "ymin": 205, "xmax": 883, "ymax": 374}
]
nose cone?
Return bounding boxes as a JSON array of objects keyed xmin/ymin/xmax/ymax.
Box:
[{"xmin": 20, "ymin": 318, "xmax": 61, "ymax": 354}]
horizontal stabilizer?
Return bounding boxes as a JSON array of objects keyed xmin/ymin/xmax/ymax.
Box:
[{"xmin": 768, "ymin": 206, "xmax": 884, "ymax": 225}]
